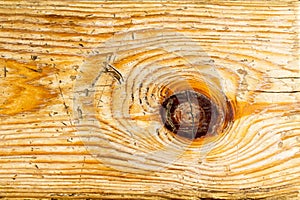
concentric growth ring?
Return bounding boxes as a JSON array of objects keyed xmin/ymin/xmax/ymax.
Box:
[{"xmin": 73, "ymin": 29, "xmax": 234, "ymax": 173}]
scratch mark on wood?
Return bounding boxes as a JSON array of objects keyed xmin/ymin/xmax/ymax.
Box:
[
  {"xmin": 104, "ymin": 63, "xmax": 124, "ymax": 84},
  {"xmin": 92, "ymin": 54, "xmax": 124, "ymax": 86},
  {"xmin": 97, "ymin": 80, "xmax": 110, "ymax": 108},
  {"xmin": 55, "ymin": 75, "xmax": 73, "ymax": 125},
  {"xmin": 25, "ymin": 66, "xmax": 42, "ymax": 73},
  {"xmin": 77, "ymin": 106, "xmax": 83, "ymax": 119},
  {"xmin": 84, "ymin": 88, "xmax": 89, "ymax": 96},
  {"xmin": 31, "ymin": 55, "xmax": 38, "ymax": 60},
  {"xmin": 3, "ymin": 66, "xmax": 6, "ymax": 77}
]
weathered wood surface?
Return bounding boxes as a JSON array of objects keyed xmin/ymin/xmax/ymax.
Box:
[{"xmin": 0, "ymin": 0, "xmax": 299, "ymax": 199}]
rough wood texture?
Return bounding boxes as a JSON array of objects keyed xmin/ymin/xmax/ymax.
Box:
[{"xmin": 0, "ymin": 0, "xmax": 299, "ymax": 199}]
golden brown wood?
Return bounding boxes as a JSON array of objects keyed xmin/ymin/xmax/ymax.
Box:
[{"xmin": 0, "ymin": 0, "xmax": 299, "ymax": 199}]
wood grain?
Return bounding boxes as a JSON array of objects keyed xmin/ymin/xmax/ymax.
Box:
[{"xmin": 0, "ymin": 0, "xmax": 299, "ymax": 199}]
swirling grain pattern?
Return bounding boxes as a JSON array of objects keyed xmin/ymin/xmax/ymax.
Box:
[{"xmin": 0, "ymin": 0, "xmax": 299, "ymax": 199}]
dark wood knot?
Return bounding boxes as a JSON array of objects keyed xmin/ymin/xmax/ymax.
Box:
[{"xmin": 160, "ymin": 90, "xmax": 221, "ymax": 140}]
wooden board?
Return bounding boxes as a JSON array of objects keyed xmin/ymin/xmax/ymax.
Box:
[{"xmin": 0, "ymin": 0, "xmax": 299, "ymax": 199}]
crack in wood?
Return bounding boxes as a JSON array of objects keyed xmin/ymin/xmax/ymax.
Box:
[{"xmin": 253, "ymin": 90, "xmax": 300, "ymax": 93}]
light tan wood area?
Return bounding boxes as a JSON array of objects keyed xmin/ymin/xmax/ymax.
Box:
[{"xmin": 0, "ymin": 0, "xmax": 299, "ymax": 199}]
